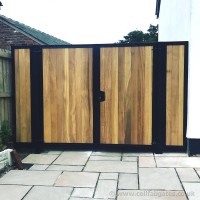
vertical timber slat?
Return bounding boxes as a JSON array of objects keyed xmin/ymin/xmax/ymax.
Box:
[
  {"xmin": 131, "ymin": 46, "xmax": 152, "ymax": 145},
  {"xmin": 69, "ymin": 49, "xmax": 76, "ymax": 142},
  {"xmin": 14, "ymin": 49, "xmax": 31, "ymax": 142},
  {"xmin": 43, "ymin": 49, "xmax": 51, "ymax": 142},
  {"xmin": 166, "ymin": 45, "xmax": 184, "ymax": 146}
]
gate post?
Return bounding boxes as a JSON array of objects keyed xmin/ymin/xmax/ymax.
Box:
[
  {"xmin": 93, "ymin": 45, "xmax": 101, "ymax": 150},
  {"xmin": 30, "ymin": 47, "xmax": 44, "ymax": 153},
  {"xmin": 152, "ymin": 44, "xmax": 167, "ymax": 154}
]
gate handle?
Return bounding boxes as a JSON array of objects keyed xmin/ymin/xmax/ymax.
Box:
[{"xmin": 99, "ymin": 91, "xmax": 105, "ymax": 102}]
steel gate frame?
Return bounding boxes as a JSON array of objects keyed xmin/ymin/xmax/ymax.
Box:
[{"xmin": 12, "ymin": 41, "xmax": 188, "ymax": 153}]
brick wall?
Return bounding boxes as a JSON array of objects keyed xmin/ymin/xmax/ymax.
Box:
[{"xmin": 0, "ymin": 21, "xmax": 40, "ymax": 50}]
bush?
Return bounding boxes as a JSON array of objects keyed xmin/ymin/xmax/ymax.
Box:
[{"xmin": 0, "ymin": 121, "xmax": 12, "ymax": 151}]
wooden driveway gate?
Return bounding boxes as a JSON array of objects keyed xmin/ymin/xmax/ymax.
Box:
[{"xmin": 12, "ymin": 42, "xmax": 188, "ymax": 152}]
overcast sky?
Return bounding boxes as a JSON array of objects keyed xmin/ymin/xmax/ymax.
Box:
[{"xmin": 0, "ymin": 0, "xmax": 158, "ymax": 44}]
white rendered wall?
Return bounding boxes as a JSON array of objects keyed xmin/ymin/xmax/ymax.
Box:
[
  {"xmin": 187, "ymin": 0, "xmax": 200, "ymax": 138},
  {"xmin": 159, "ymin": 0, "xmax": 200, "ymax": 138},
  {"xmin": 158, "ymin": 0, "xmax": 191, "ymax": 41}
]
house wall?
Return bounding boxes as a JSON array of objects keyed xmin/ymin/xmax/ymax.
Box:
[
  {"xmin": 158, "ymin": 0, "xmax": 191, "ymax": 41},
  {"xmin": 188, "ymin": 0, "xmax": 200, "ymax": 138},
  {"xmin": 0, "ymin": 21, "xmax": 39, "ymax": 50},
  {"xmin": 159, "ymin": 0, "xmax": 200, "ymax": 139}
]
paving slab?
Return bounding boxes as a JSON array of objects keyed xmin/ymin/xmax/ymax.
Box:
[
  {"xmin": 22, "ymin": 154, "xmax": 58, "ymax": 165},
  {"xmin": 94, "ymin": 180, "xmax": 117, "ymax": 199},
  {"xmin": 183, "ymin": 183, "xmax": 200, "ymax": 200},
  {"xmin": 55, "ymin": 172, "xmax": 99, "ymax": 187},
  {"xmin": 139, "ymin": 168, "xmax": 182, "ymax": 190},
  {"xmin": 117, "ymin": 190, "xmax": 187, "ymax": 200},
  {"xmin": 123, "ymin": 153, "xmax": 153, "ymax": 157},
  {"xmin": 47, "ymin": 165, "xmax": 83, "ymax": 171},
  {"xmin": 0, "ymin": 170, "xmax": 61, "ymax": 186},
  {"xmin": 29, "ymin": 165, "xmax": 49, "ymax": 171},
  {"xmin": 23, "ymin": 186, "xmax": 72, "ymax": 200},
  {"xmin": 155, "ymin": 157, "xmax": 200, "ymax": 168},
  {"xmin": 99, "ymin": 173, "xmax": 118, "ymax": 180},
  {"xmin": 122, "ymin": 156, "xmax": 137, "ymax": 162},
  {"xmin": 70, "ymin": 198, "xmax": 109, "ymax": 200},
  {"xmin": 154, "ymin": 153, "xmax": 187, "ymax": 157},
  {"xmin": 176, "ymin": 168, "xmax": 200, "ymax": 182},
  {"xmin": 92, "ymin": 152, "xmax": 121, "ymax": 157},
  {"xmin": 118, "ymin": 173, "xmax": 138, "ymax": 189},
  {"xmin": 0, "ymin": 185, "xmax": 31, "ymax": 200},
  {"xmin": 53, "ymin": 151, "xmax": 91, "ymax": 165},
  {"xmin": 47, "ymin": 151, "xmax": 63, "ymax": 155},
  {"xmin": 71, "ymin": 188, "xmax": 95, "ymax": 198},
  {"xmin": 89, "ymin": 155, "xmax": 121, "ymax": 161},
  {"xmin": 139, "ymin": 157, "xmax": 156, "ymax": 167},
  {"xmin": 84, "ymin": 161, "xmax": 137, "ymax": 173}
]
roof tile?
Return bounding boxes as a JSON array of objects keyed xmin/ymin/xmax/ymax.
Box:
[{"xmin": 0, "ymin": 14, "xmax": 70, "ymax": 45}]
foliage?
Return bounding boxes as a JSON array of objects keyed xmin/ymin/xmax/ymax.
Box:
[
  {"xmin": 0, "ymin": 121, "xmax": 12, "ymax": 151},
  {"xmin": 119, "ymin": 24, "xmax": 158, "ymax": 43}
]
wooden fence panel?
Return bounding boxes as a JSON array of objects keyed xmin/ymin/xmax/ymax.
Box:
[
  {"xmin": 166, "ymin": 45, "xmax": 185, "ymax": 146},
  {"xmin": 100, "ymin": 46, "xmax": 153, "ymax": 145},
  {"xmin": 43, "ymin": 48, "xmax": 93, "ymax": 143},
  {"xmin": 0, "ymin": 49, "xmax": 12, "ymax": 128},
  {"xmin": 14, "ymin": 49, "xmax": 31, "ymax": 142}
]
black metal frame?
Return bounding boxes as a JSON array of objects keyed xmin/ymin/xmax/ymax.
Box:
[
  {"xmin": 30, "ymin": 47, "xmax": 44, "ymax": 152},
  {"xmin": 152, "ymin": 43, "xmax": 167, "ymax": 153},
  {"xmin": 93, "ymin": 45, "xmax": 101, "ymax": 150},
  {"xmin": 11, "ymin": 41, "xmax": 188, "ymax": 153}
]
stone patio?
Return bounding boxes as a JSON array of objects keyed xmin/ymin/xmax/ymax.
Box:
[{"xmin": 0, "ymin": 151, "xmax": 200, "ymax": 199}]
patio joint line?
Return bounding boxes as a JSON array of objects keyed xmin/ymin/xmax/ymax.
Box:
[
  {"xmin": 81, "ymin": 152, "xmax": 92, "ymax": 172},
  {"xmin": 0, "ymin": 183, "xmax": 61, "ymax": 187},
  {"xmin": 115, "ymin": 173, "xmax": 120, "ymax": 195},
  {"xmin": 174, "ymin": 168, "xmax": 190, "ymax": 200},
  {"xmin": 21, "ymin": 185, "xmax": 34, "ymax": 200},
  {"xmin": 137, "ymin": 156, "xmax": 140, "ymax": 190},
  {"xmin": 194, "ymin": 168, "xmax": 200, "ymax": 180},
  {"xmin": 44, "ymin": 152, "xmax": 60, "ymax": 170},
  {"xmin": 53, "ymin": 171, "xmax": 64, "ymax": 186},
  {"xmin": 115, "ymin": 172, "xmax": 120, "ymax": 198},
  {"xmin": 153, "ymin": 154, "xmax": 158, "ymax": 168},
  {"xmin": 48, "ymin": 154, "xmax": 61, "ymax": 166},
  {"xmin": 45, "ymin": 165, "xmax": 51, "ymax": 170},
  {"xmin": 69, "ymin": 187, "xmax": 75, "ymax": 199},
  {"xmin": 114, "ymin": 174, "xmax": 119, "ymax": 199},
  {"xmin": 92, "ymin": 172, "xmax": 101, "ymax": 198}
]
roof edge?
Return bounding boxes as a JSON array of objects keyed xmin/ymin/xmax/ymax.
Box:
[
  {"xmin": 0, "ymin": 16, "xmax": 46, "ymax": 45},
  {"xmin": 0, "ymin": 15, "xmax": 70, "ymax": 45}
]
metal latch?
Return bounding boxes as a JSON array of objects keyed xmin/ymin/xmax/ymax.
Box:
[{"xmin": 99, "ymin": 91, "xmax": 105, "ymax": 102}]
